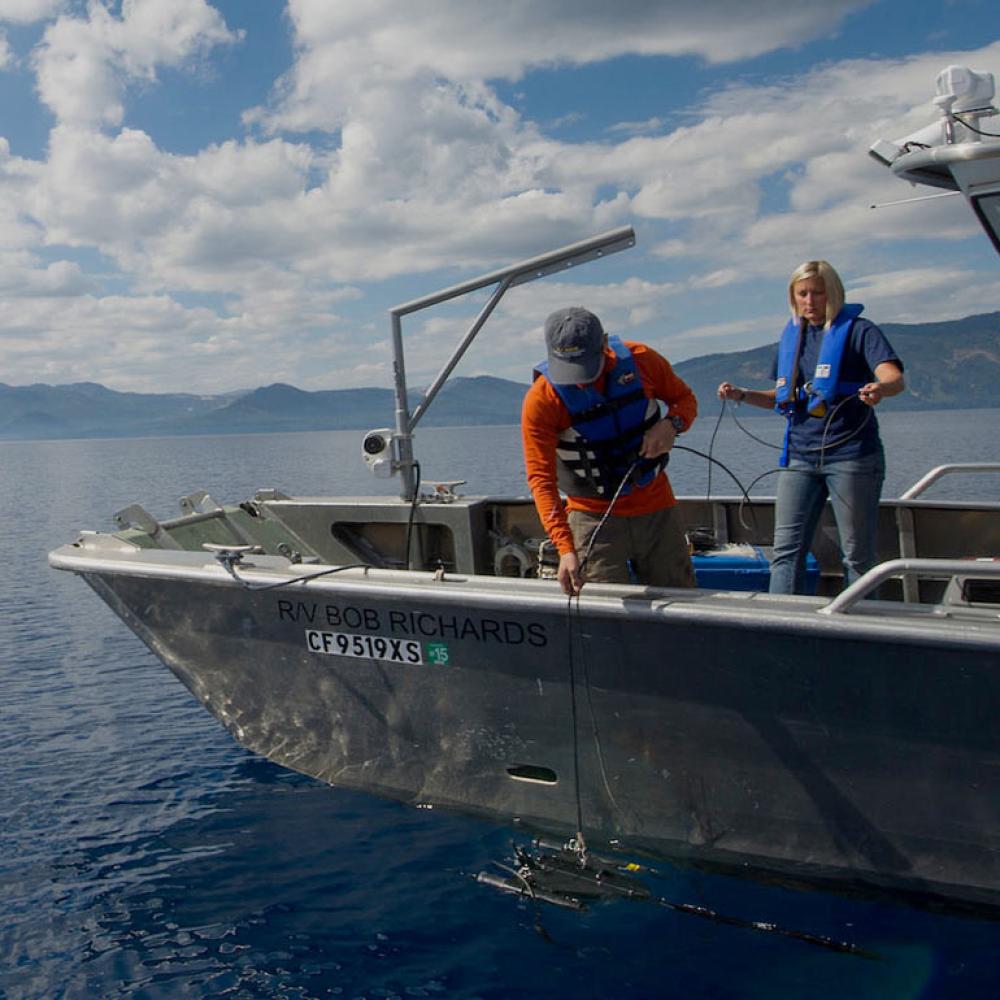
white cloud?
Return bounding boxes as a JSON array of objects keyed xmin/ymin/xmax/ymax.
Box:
[
  {"xmin": 0, "ymin": 287, "xmax": 367, "ymax": 392},
  {"xmin": 0, "ymin": 254, "xmax": 92, "ymax": 295},
  {"xmin": 33, "ymin": 7, "xmax": 998, "ymax": 299},
  {"xmin": 612, "ymin": 41, "xmax": 1000, "ymax": 274},
  {"xmin": 690, "ymin": 269, "xmax": 741, "ymax": 290},
  {"xmin": 29, "ymin": 126, "xmax": 319, "ymax": 285},
  {"xmin": 667, "ymin": 316, "xmax": 780, "ymax": 357},
  {"xmin": 231, "ymin": 0, "xmax": 884, "ymax": 284},
  {"xmin": 256, "ymin": 0, "xmax": 870, "ymax": 137},
  {"xmin": 849, "ymin": 268, "xmax": 1000, "ymax": 323},
  {"xmin": 608, "ymin": 117, "xmax": 667, "ymax": 137},
  {"xmin": 0, "ymin": 138, "xmax": 44, "ymax": 249},
  {"xmin": 255, "ymin": 35, "xmax": 1000, "ymax": 300},
  {"xmin": 33, "ymin": 0, "xmax": 239, "ymax": 127},
  {"xmin": 0, "ymin": 0, "xmax": 63, "ymax": 24}
]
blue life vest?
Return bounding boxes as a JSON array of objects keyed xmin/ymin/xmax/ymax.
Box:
[
  {"xmin": 535, "ymin": 336, "xmax": 662, "ymax": 499},
  {"xmin": 773, "ymin": 303, "xmax": 867, "ymax": 465},
  {"xmin": 774, "ymin": 303, "xmax": 865, "ymax": 416}
]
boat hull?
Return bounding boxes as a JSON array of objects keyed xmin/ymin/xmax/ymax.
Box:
[{"xmin": 66, "ymin": 553, "xmax": 1000, "ymax": 911}]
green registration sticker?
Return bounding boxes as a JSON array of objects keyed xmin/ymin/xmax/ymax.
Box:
[{"xmin": 426, "ymin": 643, "xmax": 450, "ymax": 666}]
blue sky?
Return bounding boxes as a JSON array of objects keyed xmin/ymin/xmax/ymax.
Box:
[{"xmin": 0, "ymin": 0, "xmax": 997, "ymax": 393}]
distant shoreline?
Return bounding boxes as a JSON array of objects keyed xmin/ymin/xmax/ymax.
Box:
[
  {"xmin": 3, "ymin": 311, "xmax": 997, "ymax": 441},
  {"xmin": 2, "ymin": 406, "xmax": 999, "ymax": 446}
]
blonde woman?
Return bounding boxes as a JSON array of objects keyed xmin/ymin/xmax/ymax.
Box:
[{"xmin": 718, "ymin": 261, "xmax": 905, "ymax": 594}]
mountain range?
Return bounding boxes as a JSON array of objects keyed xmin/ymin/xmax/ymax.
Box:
[{"xmin": 1, "ymin": 311, "xmax": 997, "ymax": 440}]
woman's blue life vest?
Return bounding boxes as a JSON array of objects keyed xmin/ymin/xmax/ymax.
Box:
[
  {"xmin": 534, "ymin": 335, "xmax": 664, "ymax": 499},
  {"xmin": 773, "ymin": 303, "xmax": 867, "ymax": 467},
  {"xmin": 774, "ymin": 303, "xmax": 866, "ymax": 418}
]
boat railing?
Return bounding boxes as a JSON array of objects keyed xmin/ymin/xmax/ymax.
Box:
[
  {"xmin": 894, "ymin": 464, "xmax": 1000, "ymax": 602},
  {"xmin": 818, "ymin": 557, "xmax": 1000, "ymax": 615},
  {"xmin": 899, "ymin": 463, "xmax": 1000, "ymax": 500}
]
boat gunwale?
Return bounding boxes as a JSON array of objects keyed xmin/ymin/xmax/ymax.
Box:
[{"xmin": 49, "ymin": 542, "xmax": 1000, "ymax": 650}]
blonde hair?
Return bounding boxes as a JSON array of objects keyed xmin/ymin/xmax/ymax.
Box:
[{"xmin": 787, "ymin": 260, "xmax": 845, "ymax": 329}]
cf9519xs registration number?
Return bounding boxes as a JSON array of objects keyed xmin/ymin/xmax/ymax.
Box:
[{"xmin": 305, "ymin": 629, "xmax": 423, "ymax": 664}]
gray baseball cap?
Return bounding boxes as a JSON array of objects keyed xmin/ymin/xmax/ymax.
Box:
[{"xmin": 543, "ymin": 307, "xmax": 606, "ymax": 384}]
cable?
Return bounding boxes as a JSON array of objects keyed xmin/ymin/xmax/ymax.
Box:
[
  {"xmin": 673, "ymin": 443, "xmax": 759, "ymax": 533},
  {"xmin": 404, "ymin": 460, "xmax": 422, "ymax": 570},
  {"xmin": 575, "ymin": 596, "xmax": 626, "ymax": 820},
  {"xmin": 704, "ymin": 402, "xmax": 726, "ymax": 501},
  {"xmin": 563, "ymin": 449, "xmax": 715, "ymax": 853},
  {"xmin": 563, "ymin": 458, "xmax": 642, "ymax": 864},
  {"xmin": 220, "ymin": 561, "xmax": 372, "ymax": 591},
  {"xmin": 814, "ymin": 395, "xmax": 872, "ymax": 471},
  {"xmin": 493, "ymin": 859, "xmax": 537, "ymax": 901},
  {"xmin": 490, "ymin": 857, "xmax": 558, "ymax": 944},
  {"xmin": 674, "ymin": 444, "xmax": 754, "ymax": 500},
  {"xmin": 579, "ymin": 458, "xmax": 641, "ymax": 574},
  {"xmin": 716, "ymin": 393, "xmax": 875, "ymax": 535},
  {"xmin": 953, "ymin": 111, "xmax": 1000, "ymax": 138},
  {"xmin": 725, "ymin": 394, "xmax": 872, "ymax": 461},
  {"xmin": 565, "ymin": 590, "xmax": 587, "ymax": 859},
  {"xmin": 728, "ymin": 404, "xmax": 783, "ymax": 451},
  {"xmin": 741, "ymin": 467, "xmax": 781, "ymax": 496},
  {"xmin": 651, "ymin": 895, "xmax": 875, "ymax": 957}
]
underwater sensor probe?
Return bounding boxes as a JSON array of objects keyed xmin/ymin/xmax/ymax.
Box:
[
  {"xmin": 477, "ymin": 840, "xmax": 652, "ymax": 911},
  {"xmin": 477, "ymin": 839, "xmax": 875, "ymax": 957}
]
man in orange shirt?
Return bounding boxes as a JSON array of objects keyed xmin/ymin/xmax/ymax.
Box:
[{"xmin": 522, "ymin": 307, "xmax": 697, "ymax": 596}]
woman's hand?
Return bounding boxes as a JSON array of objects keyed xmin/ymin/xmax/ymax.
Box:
[
  {"xmin": 858, "ymin": 381, "xmax": 884, "ymax": 407},
  {"xmin": 859, "ymin": 363, "xmax": 905, "ymax": 407},
  {"xmin": 717, "ymin": 381, "xmax": 744, "ymax": 402}
]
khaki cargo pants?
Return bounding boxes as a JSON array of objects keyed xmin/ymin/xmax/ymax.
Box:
[{"xmin": 568, "ymin": 505, "xmax": 695, "ymax": 589}]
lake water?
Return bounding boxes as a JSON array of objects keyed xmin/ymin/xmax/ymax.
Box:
[{"xmin": 2, "ymin": 407, "xmax": 1000, "ymax": 999}]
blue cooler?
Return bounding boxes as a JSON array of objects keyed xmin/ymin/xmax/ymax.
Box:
[{"xmin": 692, "ymin": 543, "xmax": 819, "ymax": 594}]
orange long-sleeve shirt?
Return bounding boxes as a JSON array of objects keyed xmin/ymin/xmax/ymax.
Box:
[{"xmin": 521, "ymin": 340, "xmax": 697, "ymax": 556}]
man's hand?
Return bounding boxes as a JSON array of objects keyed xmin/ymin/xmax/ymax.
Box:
[
  {"xmin": 639, "ymin": 418, "xmax": 677, "ymax": 459},
  {"xmin": 558, "ymin": 551, "xmax": 586, "ymax": 596}
]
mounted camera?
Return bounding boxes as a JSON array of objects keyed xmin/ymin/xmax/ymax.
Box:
[{"xmin": 362, "ymin": 428, "xmax": 399, "ymax": 478}]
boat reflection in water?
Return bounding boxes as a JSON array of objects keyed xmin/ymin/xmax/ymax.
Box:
[{"xmin": 50, "ymin": 66, "xmax": 1000, "ymax": 913}]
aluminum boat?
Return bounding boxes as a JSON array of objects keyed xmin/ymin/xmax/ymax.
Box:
[{"xmin": 50, "ymin": 66, "xmax": 1000, "ymax": 911}]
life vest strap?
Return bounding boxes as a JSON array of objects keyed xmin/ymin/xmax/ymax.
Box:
[{"xmin": 571, "ymin": 386, "xmax": 646, "ymax": 425}]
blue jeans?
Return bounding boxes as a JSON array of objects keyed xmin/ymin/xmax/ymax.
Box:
[{"xmin": 769, "ymin": 448, "xmax": 885, "ymax": 595}]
